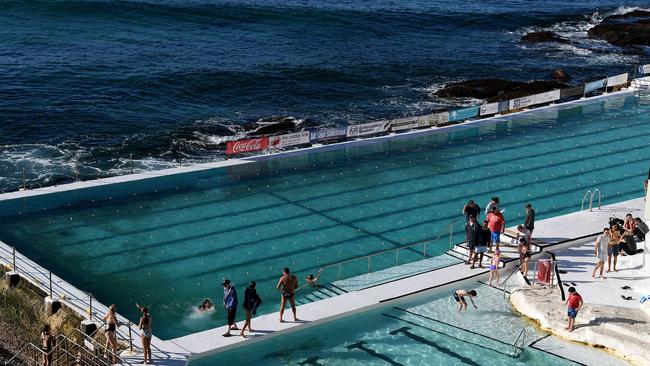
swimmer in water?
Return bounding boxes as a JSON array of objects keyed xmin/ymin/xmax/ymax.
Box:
[
  {"xmin": 198, "ymin": 298, "xmax": 213, "ymax": 311},
  {"xmin": 305, "ymin": 270, "xmax": 323, "ymax": 288}
]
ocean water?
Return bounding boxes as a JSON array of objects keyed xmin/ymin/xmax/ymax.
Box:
[{"xmin": 0, "ymin": 0, "xmax": 649, "ymax": 192}]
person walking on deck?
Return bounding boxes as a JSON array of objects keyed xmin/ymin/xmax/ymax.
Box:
[
  {"xmin": 462, "ymin": 200, "xmax": 481, "ymax": 222},
  {"xmin": 565, "ymin": 287, "xmax": 583, "ymax": 332},
  {"xmin": 593, "ymin": 228, "xmax": 610, "ymax": 280},
  {"xmin": 277, "ymin": 267, "xmax": 298, "ymax": 322},
  {"xmin": 488, "ymin": 249, "xmax": 501, "ymax": 286},
  {"xmin": 222, "ymin": 279, "xmax": 238, "ymax": 337},
  {"xmin": 486, "ymin": 206, "xmax": 505, "ymax": 250},
  {"xmin": 524, "ymin": 204, "xmax": 535, "ymax": 238},
  {"xmin": 241, "ymin": 281, "xmax": 262, "ymax": 337},
  {"xmin": 466, "ymin": 215, "xmax": 481, "ymax": 268}
]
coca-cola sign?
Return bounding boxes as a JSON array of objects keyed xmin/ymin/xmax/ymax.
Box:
[{"xmin": 226, "ymin": 137, "xmax": 269, "ymax": 155}]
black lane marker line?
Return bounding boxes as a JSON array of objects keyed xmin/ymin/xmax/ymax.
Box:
[
  {"xmin": 393, "ymin": 307, "xmax": 514, "ymax": 347},
  {"xmin": 383, "ymin": 314, "xmax": 513, "ymax": 358},
  {"xmin": 389, "ymin": 326, "xmax": 481, "ymax": 366},
  {"xmin": 298, "ymin": 356, "xmax": 325, "ymax": 366},
  {"xmin": 345, "ymin": 341, "xmax": 405, "ymax": 366},
  {"xmin": 527, "ymin": 334, "xmax": 551, "ymax": 348},
  {"xmin": 529, "ymin": 344, "xmax": 587, "ymax": 366}
]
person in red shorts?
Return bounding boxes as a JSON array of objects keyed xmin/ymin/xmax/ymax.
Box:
[
  {"xmin": 486, "ymin": 206, "xmax": 505, "ymax": 250},
  {"xmin": 565, "ymin": 287, "xmax": 583, "ymax": 332}
]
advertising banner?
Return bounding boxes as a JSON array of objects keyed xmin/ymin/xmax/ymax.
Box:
[
  {"xmin": 509, "ymin": 95, "xmax": 535, "ymax": 110},
  {"xmin": 560, "ymin": 85, "xmax": 584, "ymax": 99},
  {"xmin": 639, "ymin": 64, "xmax": 650, "ymax": 75},
  {"xmin": 498, "ymin": 101, "xmax": 510, "ymax": 113},
  {"xmin": 448, "ymin": 106, "xmax": 479, "ymax": 122},
  {"xmin": 268, "ymin": 131, "xmax": 310, "ymax": 149},
  {"xmin": 420, "ymin": 112, "xmax": 449, "ymax": 127},
  {"xmin": 390, "ymin": 116, "xmax": 420, "ymax": 131},
  {"xmin": 584, "ymin": 78, "xmax": 608, "ymax": 94},
  {"xmin": 479, "ymin": 102, "xmax": 499, "ymax": 116},
  {"xmin": 309, "ymin": 126, "xmax": 348, "ymax": 142},
  {"xmin": 606, "ymin": 73, "xmax": 628, "ymax": 87},
  {"xmin": 226, "ymin": 136, "xmax": 269, "ymax": 155},
  {"xmin": 346, "ymin": 120, "xmax": 390, "ymax": 138},
  {"xmin": 533, "ymin": 89, "xmax": 560, "ymax": 105}
]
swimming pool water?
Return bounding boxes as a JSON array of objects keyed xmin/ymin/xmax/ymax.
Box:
[
  {"xmin": 188, "ymin": 284, "xmax": 592, "ymax": 365},
  {"xmin": 0, "ymin": 94, "xmax": 648, "ymax": 339}
]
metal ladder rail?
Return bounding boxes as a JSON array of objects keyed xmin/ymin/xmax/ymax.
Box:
[
  {"xmin": 581, "ymin": 189, "xmax": 602, "ymax": 211},
  {"xmin": 512, "ymin": 328, "xmax": 526, "ymax": 357},
  {"xmin": 318, "ymin": 218, "xmax": 461, "ymax": 282}
]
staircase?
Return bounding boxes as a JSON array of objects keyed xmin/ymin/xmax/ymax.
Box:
[
  {"xmin": 295, "ymin": 284, "xmax": 348, "ymax": 305},
  {"xmin": 5, "ymin": 328, "xmax": 127, "ymax": 366}
]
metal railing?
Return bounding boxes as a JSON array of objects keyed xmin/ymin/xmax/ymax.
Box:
[
  {"xmin": 581, "ymin": 188, "xmax": 602, "ymax": 211},
  {"xmin": 512, "ymin": 328, "xmax": 526, "ymax": 358},
  {"xmin": 0, "ymin": 243, "xmax": 141, "ymax": 361},
  {"xmin": 317, "ymin": 218, "xmax": 461, "ymax": 282}
]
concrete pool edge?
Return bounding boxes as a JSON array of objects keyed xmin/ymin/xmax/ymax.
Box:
[{"xmin": 0, "ymin": 87, "xmax": 636, "ymax": 204}]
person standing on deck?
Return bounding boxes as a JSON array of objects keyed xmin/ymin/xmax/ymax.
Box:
[
  {"xmin": 222, "ymin": 279, "xmax": 238, "ymax": 337},
  {"xmin": 485, "ymin": 197, "xmax": 500, "ymax": 216},
  {"xmin": 462, "ymin": 200, "xmax": 481, "ymax": 222},
  {"xmin": 465, "ymin": 216, "xmax": 481, "ymax": 269},
  {"xmin": 593, "ymin": 228, "xmax": 610, "ymax": 280},
  {"xmin": 277, "ymin": 267, "xmax": 298, "ymax": 322},
  {"xmin": 607, "ymin": 224, "xmax": 621, "ymax": 272},
  {"xmin": 486, "ymin": 206, "xmax": 505, "ymax": 250},
  {"xmin": 524, "ymin": 204, "xmax": 535, "ymax": 238}
]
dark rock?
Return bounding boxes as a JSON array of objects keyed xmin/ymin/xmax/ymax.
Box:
[
  {"xmin": 521, "ymin": 31, "xmax": 569, "ymax": 44},
  {"xmin": 552, "ymin": 69, "xmax": 571, "ymax": 80},
  {"xmin": 588, "ymin": 10, "xmax": 650, "ymax": 47},
  {"xmin": 604, "ymin": 10, "xmax": 650, "ymax": 20},
  {"xmin": 434, "ymin": 78, "xmax": 569, "ymax": 102}
]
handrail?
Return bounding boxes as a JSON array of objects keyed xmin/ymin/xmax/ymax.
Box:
[
  {"xmin": 581, "ymin": 188, "xmax": 601, "ymax": 211},
  {"xmin": 512, "ymin": 328, "xmax": 526, "ymax": 357},
  {"xmin": 317, "ymin": 218, "xmax": 461, "ymax": 282}
]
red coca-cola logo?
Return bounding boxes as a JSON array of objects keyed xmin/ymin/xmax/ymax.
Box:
[{"xmin": 226, "ymin": 137, "xmax": 269, "ymax": 155}]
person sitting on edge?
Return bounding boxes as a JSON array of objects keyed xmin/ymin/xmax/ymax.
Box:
[
  {"xmin": 485, "ymin": 197, "xmax": 500, "ymax": 216},
  {"xmin": 198, "ymin": 298, "xmax": 213, "ymax": 311},
  {"xmin": 486, "ymin": 206, "xmax": 505, "ymax": 250},
  {"xmin": 565, "ymin": 287, "xmax": 583, "ymax": 332},
  {"xmin": 453, "ymin": 289, "xmax": 477, "ymax": 312},
  {"xmin": 635, "ymin": 217, "xmax": 649, "ymax": 241},
  {"xmin": 277, "ymin": 267, "xmax": 298, "ymax": 322},
  {"xmin": 623, "ymin": 213, "xmax": 637, "ymax": 235},
  {"xmin": 305, "ymin": 270, "xmax": 322, "ymax": 288},
  {"xmin": 462, "ymin": 200, "xmax": 481, "ymax": 222}
]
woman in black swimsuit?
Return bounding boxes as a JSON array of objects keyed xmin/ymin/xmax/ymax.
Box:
[{"xmin": 103, "ymin": 304, "xmax": 119, "ymax": 364}]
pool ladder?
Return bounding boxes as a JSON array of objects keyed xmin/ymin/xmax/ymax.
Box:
[{"xmin": 581, "ymin": 188, "xmax": 601, "ymax": 212}]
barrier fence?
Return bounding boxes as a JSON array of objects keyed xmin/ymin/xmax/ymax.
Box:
[{"xmin": 226, "ymin": 64, "xmax": 650, "ymax": 156}]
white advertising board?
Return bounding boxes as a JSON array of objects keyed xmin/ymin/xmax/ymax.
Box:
[
  {"xmin": 269, "ymin": 131, "xmax": 310, "ymax": 149},
  {"xmin": 480, "ymin": 102, "xmax": 499, "ymax": 116},
  {"xmin": 607, "ymin": 73, "xmax": 628, "ymax": 87},
  {"xmin": 346, "ymin": 120, "xmax": 390, "ymax": 137}
]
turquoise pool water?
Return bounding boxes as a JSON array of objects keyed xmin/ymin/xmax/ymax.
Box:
[
  {"xmin": 0, "ymin": 94, "xmax": 648, "ymax": 339},
  {"xmin": 188, "ymin": 285, "xmax": 589, "ymax": 365}
]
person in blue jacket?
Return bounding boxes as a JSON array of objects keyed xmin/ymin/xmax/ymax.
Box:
[
  {"xmin": 241, "ymin": 281, "xmax": 263, "ymax": 337},
  {"xmin": 222, "ymin": 279, "xmax": 238, "ymax": 337}
]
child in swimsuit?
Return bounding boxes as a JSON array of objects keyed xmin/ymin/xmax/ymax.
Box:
[
  {"xmin": 488, "ymin": 249, "xmax": 501, "ymax": 286},
  {"xmin": 453, "ymin": 289, "xmax": 477, "ymax": 312},
  {"xmin": 565, "ymin": 287, "xmax": 583, "ymax": 332}
]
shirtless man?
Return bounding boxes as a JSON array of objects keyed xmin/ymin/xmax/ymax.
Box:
[
  {"xmin": 277, "ymin": 267, "xmax": 299, "ymax": 322},
  {"xmin": 453, "ymin": 289, "xmax": 478, "ymax": 312}
]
